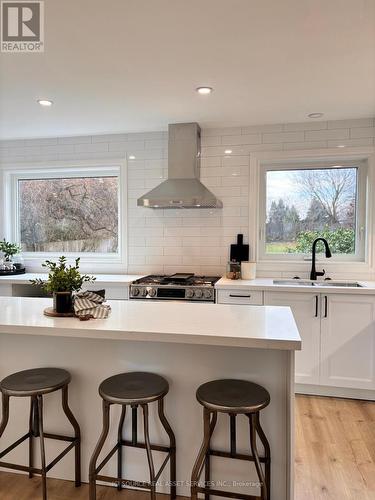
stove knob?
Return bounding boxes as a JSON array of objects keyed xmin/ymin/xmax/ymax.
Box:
[
  {"xmin": 194, "ymin": 289, "xmax": 203, "ymax": 299},
  {"xmin": 140, "ymin": 287, "xmax": 148, "ymax": 297},
  {"xmin": 204, "ymin": 289, "xmax": 213, "ymax": 299},
  {"xmin": 186, "ymin": 289, "xmax": 194, "ymax": 298},
  {"xmin": 132, "ymin": 287, "xmax": 140, "ymax": 296},
  {"xmin": 148, "ymin": 287, "xmax": 156, "ymax": 297}
]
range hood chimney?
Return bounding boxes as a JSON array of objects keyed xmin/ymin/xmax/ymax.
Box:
[{"xmin": 137, "ymin": 122, "xmax": 223, "ymax": 209}]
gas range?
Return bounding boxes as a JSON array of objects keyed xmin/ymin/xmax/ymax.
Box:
[{"xmin": 129, "ymin": 273, "xmax": 220, "ymax": 302}]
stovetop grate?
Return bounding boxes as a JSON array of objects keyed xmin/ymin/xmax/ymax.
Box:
[{"xmin": 133, "ymin": 274, "xmax": 220, "ymax": 287}]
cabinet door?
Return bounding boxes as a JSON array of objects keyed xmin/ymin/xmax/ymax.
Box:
[
  {"xmin": 320, "ymin": 294, "xmax": 375, "ymax": 390},
  {"xmin": 264, "ymin": 291, "xmax": 320, "ymax": 384}
]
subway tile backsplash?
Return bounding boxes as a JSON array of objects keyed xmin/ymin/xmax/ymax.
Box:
[{"xmin": 0, "ymin": 118, "xmax": 374, "ymax": 275}]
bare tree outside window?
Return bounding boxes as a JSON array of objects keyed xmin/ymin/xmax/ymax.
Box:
[
  {"xmin": 265, "ymin": 167, "xmax": 358, "ymax": 255},
  {"xmin": 295, "ymin": 169, "xmax": 355, "ymax": 226},
  {"xmin": 18, "ymin": 176, "xmax": 119, "ymax": 253}
]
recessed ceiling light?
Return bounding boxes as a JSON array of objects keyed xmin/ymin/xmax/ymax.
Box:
[
  {"xmin": 307, "ymin": 112, "xmax": 324, "ymax": 119},
  {"xmin": 196, "ymin": 86, "xmax": 213, "ymax": 95},
  {"xmin": 37, "ymin": 99, "xmax": 53, "ymax": 107},
  {"xmin": 336, "ymin": 144, "xmax": 346, "ymax": 148},
  {"xmin": 224, "ymin": 149, "xmax": 232, "ymax": 154},
  {"xmin": 128, "ymin": 155, "xmax": 136, "ymax": 160}
]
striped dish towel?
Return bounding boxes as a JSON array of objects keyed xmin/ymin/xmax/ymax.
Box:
[{"xmin": 74, "ymin": 291, "xmax": 111, "ymax": 319}]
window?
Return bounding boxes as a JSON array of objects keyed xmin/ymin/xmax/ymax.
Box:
[
  {"xmin": 259, "ymin": 162, "xmax": 367, "ymax": 261},
  {"xmin": 4, "ymin": 163, "xmax": 125, "ymax": 261}
]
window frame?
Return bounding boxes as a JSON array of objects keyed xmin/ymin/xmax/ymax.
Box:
[
  {"xmin": 258, "ymin": 160, "xmax": 368, "ymax": 262},
  {"xmin": 3, "ymin": 160, "xmax": 127, "ymax": 271}
]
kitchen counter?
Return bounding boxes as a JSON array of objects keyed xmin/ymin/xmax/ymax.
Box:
[
  {"xmin": 0, "ymin": 297, "xmax": 299, "ymax": 499},
  {"xmin": 2, "ymin": 273, "xmax": 375, "ymax": 296},
  {"xmin": 0, "ymin": 297, "xmax": 301, "ymax": 350},
  {"xmin": 0, "ymin": 273, "xmax": 144, "ymax": 285},
  {"xmin": 0, "ymin": 273, "xmax": 145, "ymax": 300},
  {"xmin": 215, "ymin": 276, "xmax": 375, "ymax": 294}
]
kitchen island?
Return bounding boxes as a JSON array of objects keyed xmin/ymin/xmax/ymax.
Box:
[{"xmin": 0, "ymin": 297, "xmax": 301, "ymax": 499}]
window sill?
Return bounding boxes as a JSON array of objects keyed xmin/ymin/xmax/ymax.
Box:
[
  {"xmin": 256, "ymin": 259, "xmax": 373, "ymax": 280},
  {"xmin": 21, "ymin": 255, "xmax": 127, "ymax": 274}
]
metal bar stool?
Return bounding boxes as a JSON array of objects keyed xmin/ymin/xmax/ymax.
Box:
[
  {"xmin": 0, "ymin": 367, "xmax": 81, "ymax": 500},
  {"xmin": 89, "ymin": 371, "xmax": 176, "ymax": 500},
  {"xmin": 191, "ymin": 379, "xmax": 271, "ymax": 500}
]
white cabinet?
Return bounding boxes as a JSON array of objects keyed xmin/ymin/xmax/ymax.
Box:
[
  {"xmin": 264, "ymin": 292, "xmax": 320, "ymax": 385},
  {"xmin": 84, "ymin": 283, "xmax": 128, "ymax": 300},
  {"xmin": 0, "ymin": 284, "xmax": 12, "ymax": 296},
  {"xmin": 264, "ymin": 291, "xmax": 375, "ymax": 391},
  {"xmin": 0, "ymin": 282, "xmax": 129, "ymax": 300},
  {"xmin": 320, "ymin": 294, "xmax": 375, "ymax": 390}
]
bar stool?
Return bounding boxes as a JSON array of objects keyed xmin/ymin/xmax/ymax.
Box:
[
  {"xmin": 0, "ymin": 367, "xmax": 81, "ymax": 500},
  {"xmin": 89, "ymin": 371, "xmax": 176, "ymax": 500},
  {"xmin": 191, "ymin": 379, "xmax": 271, "ymax": 500}
]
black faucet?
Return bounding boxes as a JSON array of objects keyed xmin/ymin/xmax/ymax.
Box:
[{"xmin": 310, "ymin": 237, "xmax": 332, "ymax": 280}]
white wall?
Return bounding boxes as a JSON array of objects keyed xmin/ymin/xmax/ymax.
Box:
[{"xmin": 1, "ymin": 118, "xmax": 374, "ymax": 278}]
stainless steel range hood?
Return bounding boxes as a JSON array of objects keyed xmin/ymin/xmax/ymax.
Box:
[{"xmin": 137, "ymin": 122, "xmax": 223, "ymax": 209}]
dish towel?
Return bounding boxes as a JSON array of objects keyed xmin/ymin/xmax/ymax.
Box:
[{"xmin": 74, "ymin": 291, "xmax": 111, "ymax": 319}]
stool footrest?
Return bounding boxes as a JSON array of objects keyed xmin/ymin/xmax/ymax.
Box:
[
  {"xmin": 0, "ymin": 461, "xmax": 41, "ymax": 475},
  {"xmin": 46, "ymin": 441, "xmax": 77, "ymax": 472},
  {"xmin": 210, "ymin": 449, "xmax": 268, "ymax": 464},
  {"xmin": 0, "ymin": 431, "xmax": 78, "ymax": 476},
  {"xmin": 95, "ymin": 444, "xmax": 118, "ymax": 474},
  {"xmin": 0, "ymin": 432, "xmax": 30, "ymax": 459},
  {"xmin": 121, "ymin": 439, "xmax": 171, "ymax": 453},
  {"xmin": 154, "ymin": 451, "xmax": 172, "ymax": 482},
  {"xmin": 44, "ymin": 432, "xmax": 76, "ymax": 442},
  {"xmin": 196, "ymin": 486, "xmax": 262, "ymax": 500},
  {"xmin": 95, "ymin": 441, "xmax": 173, "ymax": 483},
  {"xmin": 96, "ymin": 474, "xmax": 151, "ymax": 490}
]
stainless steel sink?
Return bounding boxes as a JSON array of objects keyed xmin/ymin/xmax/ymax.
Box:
[
  {"xmin": 272, "ymin": 279, "xmax": 363, "ymax": 288},
  {"xmin": 273, "ymin": 280, "xmax": 315, "ymax": 286},
  {"xmin": 314, "ymin": 281, "xmax": 363, "ymax": 288}
]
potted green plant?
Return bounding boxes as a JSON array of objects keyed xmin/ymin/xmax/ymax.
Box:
[
  {"xmin": 31, "ymin": 256, "xmax": 95, "ymax": 314},
  {"xmin": 0, "ymin": 239, "xmax": 22, "ymax": 263}
]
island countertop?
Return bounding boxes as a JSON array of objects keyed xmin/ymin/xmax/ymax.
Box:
[{"xmin": 0, "ymin": 297, "xmax": 301, "ymax": 350}]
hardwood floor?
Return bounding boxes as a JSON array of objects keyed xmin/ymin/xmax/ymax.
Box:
[
  {"xmin": 0, "ymin": 395, "xmax": 374, "ymax": 499},
  {"xmin": 295, "ymin": 395, "xmax": 375, "ymax": 500},
  {"xmin": 0, "ymin": 473, "xmax": 174, "ymax": 500}
]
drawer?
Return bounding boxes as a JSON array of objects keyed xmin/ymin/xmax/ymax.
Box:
[{"xmin": 217, "ymin": 289, "xmax": 263, "ymax": 305}]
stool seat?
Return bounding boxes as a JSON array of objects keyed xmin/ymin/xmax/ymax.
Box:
[
  {"xmin": 196, "ymin": 379, "xmax": 270, "ymax": 414},
  {"xmin": 0, "ymin": 368, "xmax": 71, "ymax": 396},
  {"xmin": 99, "ymin": 372, "xmax": 169, "ymax": 404}
]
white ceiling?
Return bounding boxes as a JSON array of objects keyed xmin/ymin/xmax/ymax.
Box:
[{"xmin": 0, "ymin": 0, "xmax": 374, "ymax": 140}]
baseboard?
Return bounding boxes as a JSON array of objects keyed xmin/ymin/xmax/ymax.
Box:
[{"xmin": 295, "ymin": 383, "xmax": 375, "ymax": 401}]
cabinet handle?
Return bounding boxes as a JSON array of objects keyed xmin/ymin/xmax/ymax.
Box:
[
  {"xmin": 324, "ymin": 295, "xmax": 328, "ymax": 318},
  {"xmin": 314, "ymin": 295, "xmax": 319, "ymax": 317},
  {"xmin": 229, "ymin": 294, "xmax": 251, "ymax": 298}
]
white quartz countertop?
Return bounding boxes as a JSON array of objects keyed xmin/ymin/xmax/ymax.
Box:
[
  {"xmin": 215, "ymin": 277, "xmax": 375, "ymax": 294},
  {"xmin": 0, "ymin": 273, "xmax": 144, "ymax": 286},
  {"xmin": 3, "ymin": 273, "xmax": 375, "ymax": 295},
  {"xmin": 0, "ymin": 297, "xmax": 301, "ymax": 350}
]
